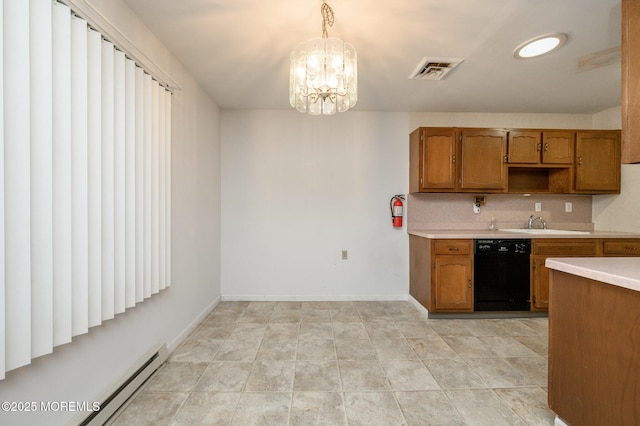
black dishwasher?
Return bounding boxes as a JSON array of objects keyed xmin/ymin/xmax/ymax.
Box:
[{"xmin": 474, "ymin": 239, "xmax": 531, "ymax": 311}]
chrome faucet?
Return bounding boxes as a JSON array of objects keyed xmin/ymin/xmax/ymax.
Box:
[{"xmin": 528, "ymin": 215, "xmax": 547, "ymax": 229}]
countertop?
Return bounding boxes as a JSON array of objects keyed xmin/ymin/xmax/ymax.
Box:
[
  {"xmin": 546, "ymin": 257, "xmax": 640, "ymax": 293},
  {"xmin": 408, "ymin": 229, "xmax": 640, "ymax": 239}
]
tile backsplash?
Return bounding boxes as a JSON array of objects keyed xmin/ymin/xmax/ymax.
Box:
[{"xmin": 407, "ymin": 193, "xmax": 593, "ymax": 231}]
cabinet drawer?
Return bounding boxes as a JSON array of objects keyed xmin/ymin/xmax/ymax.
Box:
[
  {"xmin": 433, "ymin": 240, "xmax": 472, "ymax": 255},
  {"xmin": 532, "ymin": 240, "xmax": 598, "ymax": 256},
  {"xmin": 602, "ymin": 240, "xmax": 640, "ymax": 256}
]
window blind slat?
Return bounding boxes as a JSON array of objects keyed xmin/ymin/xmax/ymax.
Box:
[
  {"xmin": 101, "ymin": 39, "xmax": 115, "ymax": 320},
  {"xmin": 71, "ymin": 14, "xmax": 89, "ymax": 336},
  {"xmin": 1, "ymin": 0, "xmax": 7, "ymax": 379},
  {"xmin": 5, "ymin": 0, "xmax": 32, "ymax": 373},
  {"xmin": 87, "ymin": 28, "xmax": 103, "ymax": 328},
  {"xmin": 52, "ymin": 1, "xmax": 73, "ymax": 348},
  {"xmin": 165, "ymin": 91, "xmax": 172, "ymax": 288},
  {"xmin": 134, "ymin": 67, "xmax": 145, "ymax": 303},
  {"xmin": 125, "ymin": 59, "xmax": 136, "ymax": 309},
  {"xmin": 114, "ymin": 49, "xmax": 126, "ymax": 315},
  {"xmin": 143, "ymin": 73, "xmax": 152, "ymax": 299},
  {"xmin": 151, "ymin": 81, "xmax": 160, "ymax": 295},
  {"xmin": 30, "ymin": 0, "xmax": 54, "ymax": 358},
  {"xmin": 158, "ymin": 89, "xmax": 166, "ymax": 291}
]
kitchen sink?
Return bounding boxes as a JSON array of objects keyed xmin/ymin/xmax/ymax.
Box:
[{"xmin": 499, "ymin": 228, "xmax": 591, "ymax": 235}]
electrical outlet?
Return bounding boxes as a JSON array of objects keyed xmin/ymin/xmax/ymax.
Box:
[
  {"xmin": 535, "ymin": 202, "xmax": 542, "ymax": 212},
  {"xmin": 341, "ymin": 250, "xmax": 348, "ymax": 260},
  {"xmin": 565, "ymin": 202, "xmax": 572, "ymax": 212}
]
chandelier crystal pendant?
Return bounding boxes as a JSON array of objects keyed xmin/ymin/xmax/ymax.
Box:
[{"xmin": 289, "ymin": 1, "xmax": 357, "ymax": 115}]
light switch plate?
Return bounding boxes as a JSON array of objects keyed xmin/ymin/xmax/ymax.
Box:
[
  {"xmin": 535, "ymin": 202, "xmax": 542, "ymax": 212},
  {"xmin": 565, "ymin": 202, "xmax": 572, "ymax": 212}
]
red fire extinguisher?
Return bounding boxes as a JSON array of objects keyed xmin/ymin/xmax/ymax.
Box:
[{"xmin": 390, "ymin": 195, "xmax": 405, "ymax": 228}]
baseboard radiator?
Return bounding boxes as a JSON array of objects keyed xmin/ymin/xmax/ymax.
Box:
[{"xmin": 78, "ymin": 344, "xmax": 168, "ymax": 426}]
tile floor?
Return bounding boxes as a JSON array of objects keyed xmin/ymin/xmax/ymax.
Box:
[{"xmin": 109, "ymin": 301, "xmax": 555, "ymax": 425}]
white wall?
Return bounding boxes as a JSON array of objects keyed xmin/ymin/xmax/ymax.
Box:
[
  {"xmin": 592, "ymin": 106, "xmax": 640, "ymax": 232},
  {"xmin": 219, "ymin": 109, "xmax": 639, "ymax": 301},
  {"xmin": 0, "ymin": 1, "xmax": 222, "ymax": 425},
  {"xmin": 408, "ymin": 111, "xmax": 594, "ymax": 130},
  {"xmin": 221, "ymin": 110, "xmax": 409, "ymax": 299},
  {"xmin": 593, "ymin": 165, "xmax": 640, "ymax": 233}
]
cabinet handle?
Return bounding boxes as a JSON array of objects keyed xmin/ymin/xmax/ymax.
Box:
[
  {"xmin": 448, "ymin": 247, "xmax": 459, "ymax": 251},
  {"xmin": 537, "ymin": 143, "xmax": 542, "ymax": 152},
  {"xmin": 468, "ymin": 280, "xmax": 472, "ymax": 288},
  {"xmin": 503, "ymin": 155, "xmax": 508, "ymax": 163},
  {"xmin": 452, "ymin": 154, "xmax": 456, "ymax": 163},
  {"xmin": 578, "ymin": 156, "xmax": 583, "ymax": 165},
  {"xmin": 624, "ymin": 246, "xmax": 638, "ymax": 251},
  {"xmin": 544, "ymin": 143, "xmax": 549, "ymax": 152}
]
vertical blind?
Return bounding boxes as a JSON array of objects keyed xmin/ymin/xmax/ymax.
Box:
[{"xmin": 1, "ymin": 0, "xmax": 172, "ymax": 379}]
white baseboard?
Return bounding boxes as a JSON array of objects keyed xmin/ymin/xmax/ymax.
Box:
[
  {"xmin": 166, "ymin": 296, "xmax": 220, "ymax": 353},
  {"xmin": 407, "ymin": 295, "xmax": 430, "ymax": 317},
  {"xmin": 554, "ymin": 415, "xmax": 569, "ymax": 426},
  {"xmin": 221, "ymin": 294, "xmax": 410, "ymax": 302}
]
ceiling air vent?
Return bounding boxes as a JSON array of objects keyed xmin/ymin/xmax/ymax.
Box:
[{"xmin": 408, "ymin": 57, "xmax": 464, "ymax": 80}]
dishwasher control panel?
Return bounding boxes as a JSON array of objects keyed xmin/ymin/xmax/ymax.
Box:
[{"xmin": 474, "ymin": 239, "xmax": 531, "ymax": 254}]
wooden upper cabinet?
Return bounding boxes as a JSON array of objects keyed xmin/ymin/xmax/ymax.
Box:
[
  {"xmin": 622, "ymin": 0, "xmax": 640, "ymax": 163},
  {"xmin": 508, "ymin": 131, "xmax": 540, "ymax": 164},
  {"xmin": 508, "ymin": 130, "xmax": 574, "ymax": 164},
  {"xmin": 410, "ymin": 128, "xmax": 456, "ymax": 192},
  {"xmin": 575, "ymin": 131, "xmax": 621, "ymax": 193},
  {"xmin": 542, "ymin": 131, "xmax": 574, "ymax": 164},
  {"xmin": 460, "ymin": 129, "xmax": 507, "ymax": 190},
  {"xmin": 409, "ymin": 127, "xmax": 621, "ymax": 194}
]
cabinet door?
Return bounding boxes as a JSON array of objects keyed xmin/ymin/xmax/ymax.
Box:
[
  {"xmin": 575, "ymin": 131, "xmax": 621, "ymax": 192},
  {"xmin": 421, "ymin": 128, "xmax": 457, "ymax": 190},
  {"xmin": 531, "ymin": 256, "xmax": 550, "ymax": 311},
  {"xmin": 460, "ymin": 129, "xmax": 507, "ymax": 190},
  {"xmin": 433, "ymin": 255, "xmax": 473, "ymax": 311},
  {"xmin": 542, "ymin": 131, "xmax": 574, "ymax": 164},
  {"xmin": 508, "ymin": 131, "xmax": 541, "ymax": 164}
]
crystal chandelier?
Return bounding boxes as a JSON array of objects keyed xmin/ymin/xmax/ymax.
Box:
[{"xmin": 289, "ymin": 1, "xmax": 358, "ymax": 115}]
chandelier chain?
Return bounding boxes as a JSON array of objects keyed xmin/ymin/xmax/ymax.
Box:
[{"xmin": 321, "ymin": 2, "xmax": 334, "ymax": 39}]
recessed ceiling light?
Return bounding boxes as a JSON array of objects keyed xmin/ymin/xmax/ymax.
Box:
[{"xmin": 513, "ymin": 33, "xmax": 567, "ymax": 59}]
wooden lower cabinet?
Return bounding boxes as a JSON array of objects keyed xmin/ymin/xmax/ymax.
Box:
[
  {"xmin": 530, "ymin": 239, "xmax": 599, "ymax": 312},
  {"xmin": 433, "ymin": 254, "xmax": 473, "ymax": 311},
  {"xmin": 410, "ymin": 237, "xmax": 473, "ymax": 312},
  {"xmin": 411, "ymin": 236, "xmax": 640, "ymax": 314}
]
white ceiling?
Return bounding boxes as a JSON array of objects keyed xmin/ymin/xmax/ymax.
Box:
[{"xmin": 122, "ymin": 0, "xmax": 621, "ymax": 114}]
